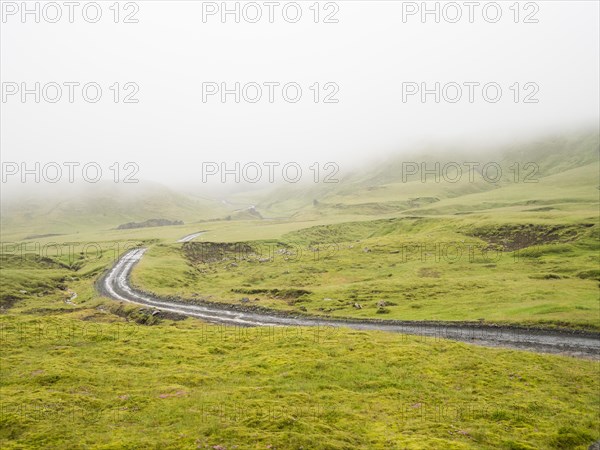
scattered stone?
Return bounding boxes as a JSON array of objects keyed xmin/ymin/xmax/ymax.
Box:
[
  {"xmin": 389, "ymin": 250, "xmax": 400, "ymax": 254},
  {"xmin": 19, "ymin": 290, "xmax": 27, "ymax": 294},
  {"xmin": 240, "ymin": 297, "xmax": 250, "ymax": 303},
  {"xmin": 299, "ymin": 306, "xmax": 307, "ymax": 312},
  {"xmin": 64, "ymin": 290, "xmax": 78, "ymax": 305},
  {"xmin": 376, "ymin": 300, "xmax": 387, "ymax": 307},
  {"xmin": 353, "ymin": 303, "xmax": 362, "ymax": 309},
  {"xmin": 363, "ymin": 247, "xmax": 371, "ymax": 253},
  {"xmin": 323, "ymin": 298, "xmax": 333, "ymax": 301},
  {"xmin": 152, "ymin": 310, "xmax": 160, "ymax": 316}
]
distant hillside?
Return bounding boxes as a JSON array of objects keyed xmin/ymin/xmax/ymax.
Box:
[
  {"xmin": 2, "ymin": 130, "xmax": 597, "ymax": 239},
  {"xmin": 0, "ymin": 181, "xmax": 229, "ymax": 239},
  {"xmin": 249, "ymin": 130, "xmax": 599, "ymax": 220}
]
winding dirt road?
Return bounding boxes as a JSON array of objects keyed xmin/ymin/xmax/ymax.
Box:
[
  {"xmin": 99, "ymin": 248, "xmax": 600, "ymax": 359},
  {"xmin": 176, "ymin": 232, "xmax": 205, "ymax": 243}
]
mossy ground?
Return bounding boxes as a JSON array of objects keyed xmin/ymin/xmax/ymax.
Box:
[{"xmin": 1, "ymin": 309, "xmax": 598, "ymax": 449}]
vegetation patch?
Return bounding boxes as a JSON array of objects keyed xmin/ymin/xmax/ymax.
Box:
[
  {"xmin": 116, "ymin": 218, "xmax": 184, "ymax": 230},
  {"xmin": 576, "ymin": 269, "xmax": 600, "ymax": 281},
  {"xmin": 183, "ymin": 241, "xmax": 256, "ymax": 264},
  {"xmin": 468, "ymin": 223, "xmax": 595, "ymax": 251}
]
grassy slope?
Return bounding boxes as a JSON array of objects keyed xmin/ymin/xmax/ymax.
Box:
[
  {"xmin": 250, "ymin": 131, "xmax": 599, "ymax": 220},
  {"xmin": 133, "ymin": 215, "xmax": 599, "ymax": 330},
  {"xmin": 132, "ymin": 157, "xmax": 599, "ymax": 329}
]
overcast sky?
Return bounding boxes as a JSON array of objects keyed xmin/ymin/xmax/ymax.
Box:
[{"xmin": 1, "ymin": 0, "xmax": 599, "ymax": 187}]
